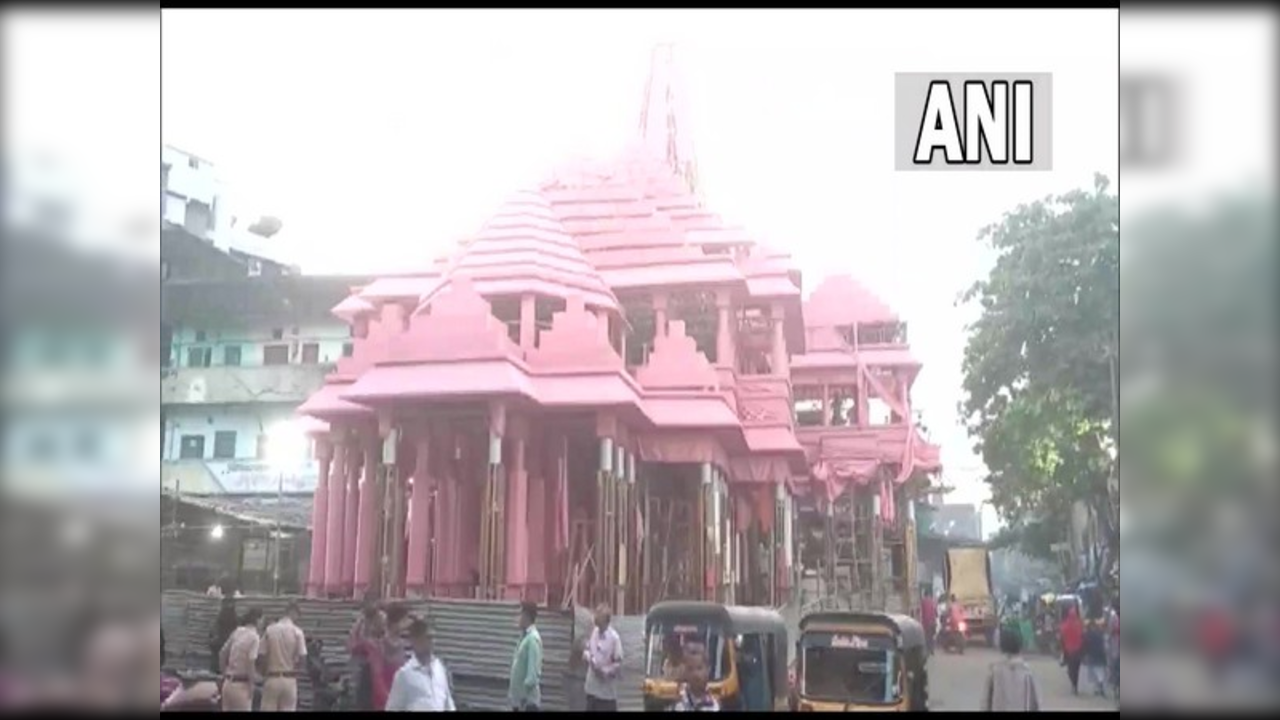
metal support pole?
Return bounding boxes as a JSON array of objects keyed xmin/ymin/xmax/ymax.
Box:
[{"xmin": 273, "ymin": 471, "xmax": 283, "ymax": 595}]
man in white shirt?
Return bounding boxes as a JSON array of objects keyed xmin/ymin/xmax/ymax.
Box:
[
  {"xmin": 582, "ymin": 603, "xmax": 623, "ymax": 711},
  {"xmin": 385, "ymin": 617, "xmax": 455, "ymax": 712}
]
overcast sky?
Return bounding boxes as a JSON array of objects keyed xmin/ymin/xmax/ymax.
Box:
[{"xmin": 155, "ymin": 9, "xmax": 1120, "ymax": 521}]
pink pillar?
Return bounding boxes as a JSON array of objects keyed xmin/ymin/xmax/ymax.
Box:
[
  {"xmin": 437, "ymin": 472, "xmax": 457, "ymax": 588},
  {"xmin": 340, "ymin": 448, "xmax": 361, "ymax": 596},
  {"xmin": 716, "ymin": 300, "xmax": 735, "ymax": 368},
  {"xmin": 519, "ymin": 294, "xmax": 537, "ymax": 349},
  {"xmin": 323, "ymin": 440, "xmax": 348, "ymax": 595},
  {"xmin": 353, "ymin": 439, "xmax": 380, "ymax": 597},
  {"xmin": 555, "ymin": 434, "xmax": 570, "ymax": 553},
  {"xmin": 595, "ymin": 310, "xmax": 611, "ymax": 344},
  {"xmin": 306, "ymin": 440, "xmax": 333, "ymax": 597},
  {"xmin": 505, "ymin": 433, "xmax": 529, "ymax": 597},
  {"xmin": 527, "ymin": 445, "xmax": 547, "ymax": 587},
  {"xmin": 771, "ymin": 303, "xmax": 789, "ymax": 377},
  {"xmin": 653, "ymin": 294, "xmax": 668, "ymax": 338},
  {"xmin": 461, "ymin": 470, "xmax": 481, "ymax": 590},
  {"xmin": 406, "ymin": 432, "xmax": 433, "ymax": 595},
  {"xmin": 856, "ymin": 368, "xmax": 869, "ymax": 426}
]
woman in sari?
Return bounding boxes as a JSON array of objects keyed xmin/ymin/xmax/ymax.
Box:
[{"xmin": 350, "ymin": 609, "xmax": 404, "ymax": 710}]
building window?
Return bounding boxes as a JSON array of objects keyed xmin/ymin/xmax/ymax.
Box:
[
  {"xmin": 263, "ymin": 344, "xmax": 290, "ymax": 365},
  {"xmin": 194, "ymin": 330, "xmax": 207, "ymax": 342},
  {"xmin": 793, "ymin": 385, "xmax": 825, "ymax": 428},
  {"xmin": 271, "ymin": 328, "xmax": 284, "ymax": 340},
  {"xmin": 212, "ymin": 431, "xmax": 237, "ymax": 459},
  {"xmin": 162, "ymin": 163, "xmax": 171, "ymax": 191},
  {"xmin": 223, "ymin": 345, "xmax": 242, "ymax": 366},
  {"xmin": 187, "ymin": 346, "xmax": 212, "ymax": 368},
  {"xmin": 187, "ymin": 156, "xmax": 199, "ymax": 169},
  {"xmin": 160, "ymin": 260, "xmax": 170, "ymax": 281},
  {"xmin": 300, "ymin": 343, "xmax": 320, "ymax": 364},
  {"xmin": 184, "ymin": 200, "xmax": 213, "ymax": 237},
  {"xmin": 178, "ymin": 435, "xmax": 205, "ymax": 460},
  {"xmin": 623, "ymin": 299, "xmax": 656, "ymax": 368},
  {"xmin": 342, "ymin": 342, "xmax": 354, "ymax": 358}
]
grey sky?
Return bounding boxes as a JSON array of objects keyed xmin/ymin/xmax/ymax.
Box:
[{"xmin": 156, "ymin": 9, "xmax": 1119, "ymax": 521}]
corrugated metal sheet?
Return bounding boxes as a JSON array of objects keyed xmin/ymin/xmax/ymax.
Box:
[{"xmin": 161, "ymin": 591, "xmax": 577, "ymax": 711}]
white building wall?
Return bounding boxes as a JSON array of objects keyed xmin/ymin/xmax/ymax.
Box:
[
  {"xmin": 162, "ymin": 404, "xmax": 299, "ymax": 462},
  {"xmin": 169, "ymin": 322, "xmax": 352, "ymax": 368}
]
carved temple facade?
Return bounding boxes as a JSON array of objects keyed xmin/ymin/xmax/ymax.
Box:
[{"xmin": 295, "ymin": 49, "xmax": 940, "ymax": 615}]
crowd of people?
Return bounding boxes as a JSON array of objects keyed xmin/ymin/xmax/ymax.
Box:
[
  {"xmin": 159, "ymin": 594, "xmax": 725, "ymax": 713},
  {"xmin": 916, "ymin": 585, "xmax": 1124, "ymax": 712}
]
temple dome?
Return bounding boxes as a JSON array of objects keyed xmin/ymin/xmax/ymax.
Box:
[{"xmin": 417, "ymin": 190, "xmax": 619, "ymax": 313}]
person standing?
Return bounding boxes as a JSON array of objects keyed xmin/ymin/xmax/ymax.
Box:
[
  {"xmin": 210, "ymin": 596, "xmax": 239, "ymax": 674},
  {"xmin": 348, "ymin": 602, "xmax": 380, "ymax": 711},
  {"xmin": 1106, "ymin": 602, "xmax": 1120, "ymax": 698},
  {"xmin": 1083, "ymin": 614, "xmax": 1109, "ymax": 698},
  {"xmin": 219, "ymin": 608, "xmax": 263, "ymax": 712},
  {"xmin": 351, "ymin": 609, "xmax": 400, "ymax": 711},
  {"xmin": 582, "ymin": 604, "xmax": 623, "ymax": 712},
  {"xmin": 920, "ymin": 590, "xmax": 938, "ymax": 656},
  {"xmin": 980, "ymin": 623, "xmax": 1041, "ymax": 711},
  {"xmin": 509, "ymin": 602, "xmax": 543, "ymax": 712},
  {"xmin": 947, "ymin": 593, "xmax": 966, "ymax": 644},
  {"xmin": 385, "ymin": 617, "xmax": 455, "ymax": 712},
  {"xmin": 1060, "ymin": 606, "xmax": 1084, "ymax": 695},
  {"xmin": 259, "ymin": 601, "xmax": 307, "ymax": 712}
]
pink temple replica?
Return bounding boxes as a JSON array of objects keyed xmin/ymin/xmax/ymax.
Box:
[{"xmin": 297, "ymin": 47, "xmax": 941, "ymax": 614}]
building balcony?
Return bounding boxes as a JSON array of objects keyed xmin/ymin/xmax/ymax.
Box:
[{"xmin": 161, "ymin": 363, "xmax": 334, "ymax": 405}]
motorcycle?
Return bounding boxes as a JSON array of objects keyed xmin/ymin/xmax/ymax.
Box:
[{"xmin": 940, "ymin": 615, "xmax": 967, "ymax": 655}]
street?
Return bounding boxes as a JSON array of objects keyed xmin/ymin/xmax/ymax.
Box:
[{"xmin": 927, "ymin": 646, "xmax": 1117, "ymax": 712}]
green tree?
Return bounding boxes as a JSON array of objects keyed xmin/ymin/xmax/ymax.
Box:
[{"xmin": 959, "ymin": 174, "xmax": 1119, "ymax": 575}]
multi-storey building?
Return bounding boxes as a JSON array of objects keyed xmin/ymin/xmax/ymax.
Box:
[
  {"xmin": 160, "ymin": 215, "xmax": 370, "ymax": 593},
  {"xmin": 160, "ymin": 235, "xmax": 369, "ymax": 494}
]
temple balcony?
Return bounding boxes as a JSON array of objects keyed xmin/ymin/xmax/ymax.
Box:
[{"xmin": 161, "ymin": 362, "xmax": 333, "ymax": 405}]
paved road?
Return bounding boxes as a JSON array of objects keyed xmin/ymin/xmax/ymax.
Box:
[{"xmin": 928, "ymin": 646, "xmax": 1117, "ymax": 712}]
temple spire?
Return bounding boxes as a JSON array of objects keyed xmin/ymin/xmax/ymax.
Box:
[{"xmin": 638, "ymin": 43, "xmax": 700, "ymax": 197}]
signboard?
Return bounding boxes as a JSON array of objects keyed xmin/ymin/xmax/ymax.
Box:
[
  {"xmin": 830, "ymin": 634, "xmax": 870, "ymax": 649},
  {"xmin": 241, "ymin": 538, "xmax": 270, "ymax": 571},
  {"xmin": 208, "ymin": 460, "xmax": 319, "ymax": 494},
  {"xmin": 804, "ymin": 633, "xmax": 895, "ymax": 651}
]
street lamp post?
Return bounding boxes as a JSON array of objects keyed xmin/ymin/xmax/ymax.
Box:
[
  {"xmin": 273, "ymin": 470, "xmax": 283, "ymax": 596},
  {"xmin": 265, "ymin": 419, "xmax": 307, "ymax": 597}
]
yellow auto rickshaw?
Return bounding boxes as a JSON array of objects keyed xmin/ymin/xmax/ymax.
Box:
[
  {"xmin": 794, "ymin": 611, "xmax": 929, "ymax": 712},
  {"xmin": 642, "ymin": 601, "xmax": 789, "ymax": 712}
]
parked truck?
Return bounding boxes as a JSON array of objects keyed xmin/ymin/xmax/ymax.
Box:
[{"xmin": 943, "ymin": 545, "xmax": 998, "ymax": 646}]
